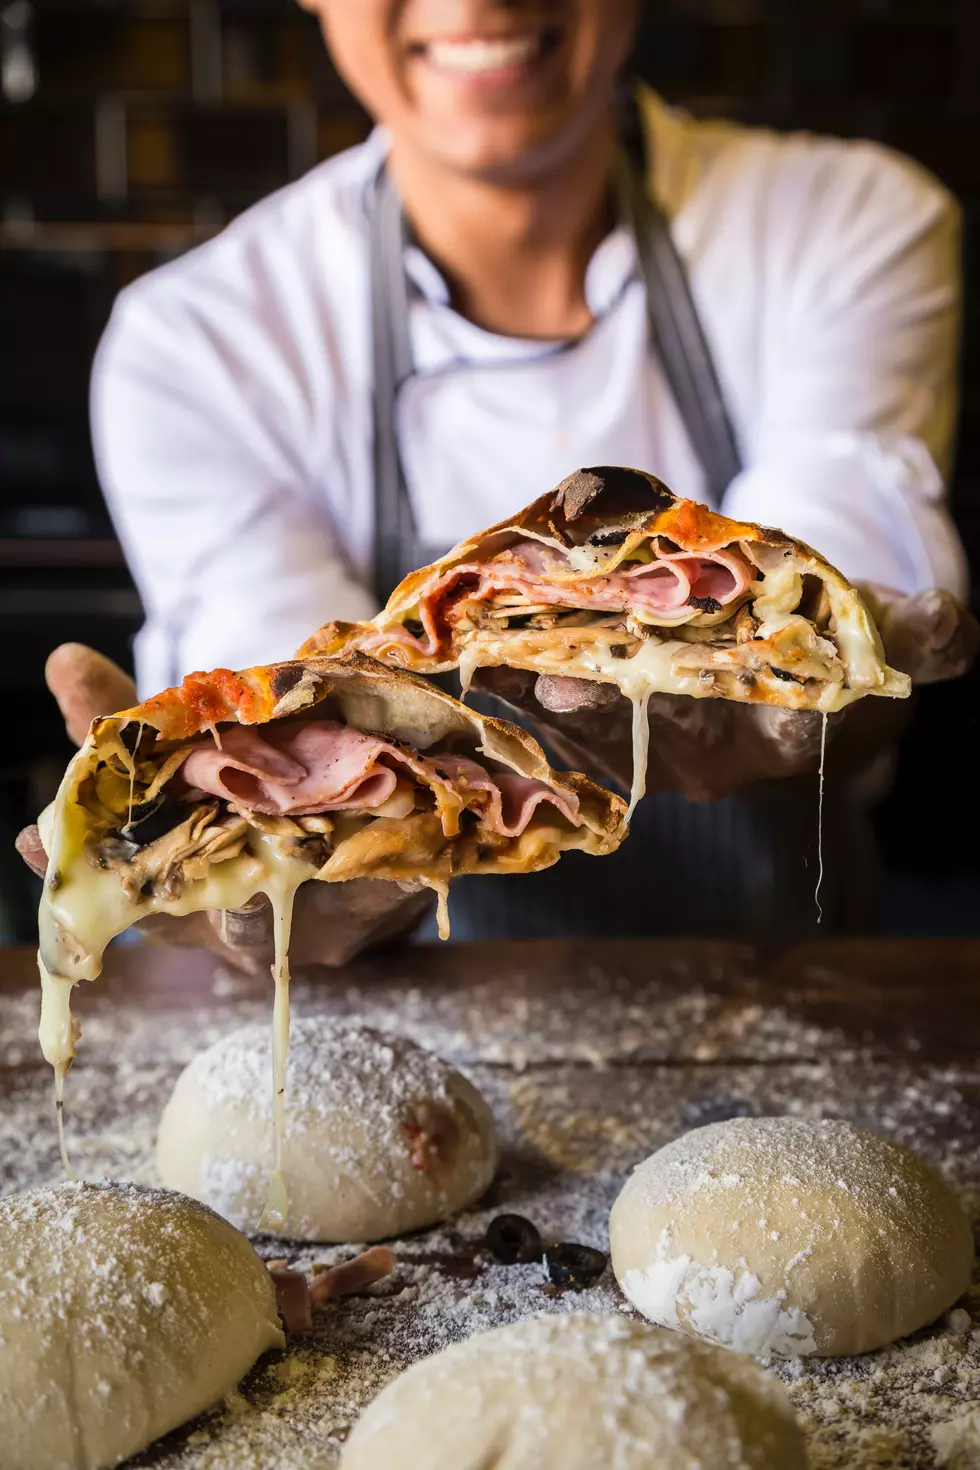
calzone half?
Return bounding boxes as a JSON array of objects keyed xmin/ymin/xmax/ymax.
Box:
[
  {"xmin": 300, "ymin": 467, "xmax": 910, "ymax": 810},
  {"xmin": 37, "ymin": 652, "xmax": 624, "ymax": 1091}
]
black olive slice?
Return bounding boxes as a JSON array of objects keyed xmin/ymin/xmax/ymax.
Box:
[
  {"xmin": 543, "ymin": 1242, "xmax": 607, "ymax": 1289},
  {"xmin": 117, "ymin": 794, "xmax": 181, "ymax": 848},
  {"xmin": 485, "ymin": 1214, "xmax": 543, "ymax": 1265}
]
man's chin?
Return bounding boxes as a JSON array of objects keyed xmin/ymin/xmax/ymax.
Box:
[{"xmin": 406, "ymin": 108, "xmax": 596, "ymax": 184}]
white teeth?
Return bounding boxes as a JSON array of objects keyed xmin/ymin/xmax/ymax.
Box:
[{"xmin": 426, "ymin": 35, "xmax": 540, "ymax": 74}]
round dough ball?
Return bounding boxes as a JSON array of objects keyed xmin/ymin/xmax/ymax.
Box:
[
  {"xmin": 156, "ymin": 1019, "xmax": 497, "ymax": 1241},
  {"xmin": 610, "ymin": 1117, "xmax": 974, "ymax": 1358},
  {"xmin": 0, "ymin": 1181, "xmax": 283, "ymax": 1470},
  {"xmin": 340, "ymin": 1312, "xmax": 807, "ymax": 1470}
]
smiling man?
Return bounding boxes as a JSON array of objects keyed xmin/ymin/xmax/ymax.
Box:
[{"xmin": 35, "ymin": 0, "xmax": 974, "ymax": 946}]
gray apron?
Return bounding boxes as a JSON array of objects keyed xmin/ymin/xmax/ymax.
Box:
[{"xmin": 365, "ymin": 143, "xmax": 878, "ymax": 941}]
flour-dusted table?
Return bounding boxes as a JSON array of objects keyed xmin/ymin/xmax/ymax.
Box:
[{"xmin": 2, "ymin": 938, "xmax": 979, "ymax": 1469}]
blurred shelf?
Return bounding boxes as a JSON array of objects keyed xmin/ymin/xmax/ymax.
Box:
[
  {"xmin": 0, "ymin": 219, "xmax": 217, "ymax": 253},
  {"xmin": 0, "ymin": 539, "xmax": 127, "ymax": 567}
]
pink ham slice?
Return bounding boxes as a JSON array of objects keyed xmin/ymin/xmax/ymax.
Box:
[
  {"xmin": 181, "ymin": 722, "xmax": 403, "ymax": 815},
  {"xmin": 433, "ymin": 756, "xmax": 582, "ymax": 836},
  {"xmin": 180, "ymin": 721, "xmax": 580, "ymax": 836},
  {"xmin": 366, "ymin": 538, "xmax": 756, "ymax": 658}
]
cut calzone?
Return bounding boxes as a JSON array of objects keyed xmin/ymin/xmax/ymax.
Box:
[
  {"xmin": 300, "ymin": 467, "xmax": 910, "ymax": 810},
  {"xmin": 37, "ymin": 651, "xmax": 624, "ymax": 1098}
]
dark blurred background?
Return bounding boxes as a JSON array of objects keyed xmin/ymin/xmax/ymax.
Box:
[{"xmin": 1, "ymin": 0, "xmax": 977, "ymax": 940}]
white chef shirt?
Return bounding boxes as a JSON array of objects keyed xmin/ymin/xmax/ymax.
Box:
[{"xmin": 91, "ymin": 88, "xmax": 968, "ymax": 696}]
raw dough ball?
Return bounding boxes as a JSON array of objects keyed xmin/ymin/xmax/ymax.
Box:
[
  {"xmin": 157, "ymin": 1019, "xmax": 497, "ymax": 1241},
  {"xmin": 340, "ymin": 1312, "xmax": 807, "ymax": 1469},
  {"xmin": 0, "ymin": 1181, "xmax": 283, "ymax": 1470},
  {"xmin": 610, "ymin": 1117, "xmax": 974, "ymax": 1357}
]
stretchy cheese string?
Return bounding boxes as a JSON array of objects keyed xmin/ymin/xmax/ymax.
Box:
[
  {"xmin": 815, "ymin": 711, "xmax": 828, "ymax": 925},
  {"xmin": 54, "ymin": 1072, "xmax": 76, "ymax": 1181},
  {"xmin": 627, "ymin": 694, "xmax": 651, "ymax": 823},
  {"xmin": 258, "ymin": 875, "xmax": 301, "ymax": 1232},
  {"xmin": 432, "ymin": 880, "xmax": 451, "ymax": 942}
]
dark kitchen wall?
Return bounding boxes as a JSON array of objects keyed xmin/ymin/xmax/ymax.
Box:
[{"xmin": 1, "ymin": 0, "xmax": 977, "ymax": 936}]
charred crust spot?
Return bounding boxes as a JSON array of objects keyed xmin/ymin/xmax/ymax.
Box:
[
  {"xmin": 689, "ymin": 594, "xmax": 722, "ymax": 614},
  {"xmin": 270, "ymin": 664, "xmax": 306, "ymax": 702},
  {"xmin": 738, "ymin": 671, "xmax": 757, "ymax": 687},
  {"xmin": 550, "ymin": 465, "xmax": 674, "ymax": 523},
  {"xmin": 550, "ymin": 469, "xmax": 605, "ymax": 521},
  {"xmin": 587, "ymin": 529, "xmax": 629, "ymax": 547}
]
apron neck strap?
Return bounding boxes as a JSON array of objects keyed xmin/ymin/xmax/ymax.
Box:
[{"xmin": 366, "ymin": 112, "xmax": 744, "ymax": 603}]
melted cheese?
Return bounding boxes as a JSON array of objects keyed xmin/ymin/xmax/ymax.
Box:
[
  {"xmin": 418, "ymin": 879, "xmax": 451, "ymax": 941},
  {"xmin": 453, "ymin": 559, "xmax": 911, "ymax": 816},
  {"xmin": 37, "ymin": 739, "xmax": 589, "ymax": 1220},
  {"xmin": 627, "ymin": 694, "xmax": 651, "ymax": 821},
  {"xmin": 55, "ymin": 1072, "xmax": 75, "ymax": 1180},
  {"xmin": 815, "ymin": 710, "xmax": 828, "ymax": 925},
  {"xmin": 38, "ymin": 811, "xmax": 316, "ymax": 1218},
  {"xmin": 255, "ymin": 850, "xmax": 307, "ymax": 1232}
]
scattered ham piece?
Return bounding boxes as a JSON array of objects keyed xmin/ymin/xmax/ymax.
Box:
[
  {"xmin": 180, "ymin": 720, "xmax": 580, "ymax": 836},
  {"xmin": 267, "ymin": 1259, "xmax": 313, "ymax": 1334},
  {"xmin": 363, "ymin": 536, "xmax": 757, "ymax": 658},
  {"xmin": 310, "ymin": 1247, "xmax": 398, "ymax": 1306}
]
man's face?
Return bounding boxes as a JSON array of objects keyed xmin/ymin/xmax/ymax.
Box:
[{"xmin": 301, "ymin": 1, "xmax": 639, "ymax": 181}]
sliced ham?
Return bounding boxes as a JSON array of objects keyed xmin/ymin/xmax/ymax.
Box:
[
  {"xmin": 181, "ymin": 721, "xmax": 401, "ymax": 815},
  {"xmin": 310, "ymin": 1246, "xmax": 397, "ymax": 1306},
  {"xmin": 178, "ymin": 720, "xmax": 579, "ymax": 837},
  {"xmin": 373, "ymin": 537, "xmax": 758, "ymax": 659},
  {"xmin": 433, "ymin": 756, "xmax": 582, "ymax": 836}
]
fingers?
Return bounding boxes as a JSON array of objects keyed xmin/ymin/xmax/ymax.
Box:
[
  {"xmin": 752, "ymin": 706, "xmax": 828, "ymax": 769},
  {"xmin": 287, "ymin": 878, "xmax": 432, "ymax": 966},
  {"xmin": 892, "ymin": 589, "xmax": 979, "ymax": 685},
  {"xmin": 202, "ymin": 879, "xmax": 433, "ymax": 970},
  {"xmin": 642, "ymin": 701, "xmax": 829, "ymax": 804},
  {"xmin": 206, "ymin": 893, "xmax": 275, "ymax": 962},
  {"xmin": 859, "ymin": 585, "xmax": 979, "ymax": 685},
  {"xmin": 15, "ymin": 824, "xmax": 48, "ymax": 878},
  {"xmin": 533, "ymin": 674, "xmax": 621, "ymax": 715},
  {"xmin": 45, "ymin": 644, "xmax": 139, "ymax": 747}
]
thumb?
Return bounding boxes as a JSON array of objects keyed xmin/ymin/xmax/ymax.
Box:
[{"xmin": 46, "ymin": 644, "xmax": 139, "ymax": 747}]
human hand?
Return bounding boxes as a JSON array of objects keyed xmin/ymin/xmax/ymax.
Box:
[
  {"xmin": 472, "ymin": 587, "xmax": 979, "ymax": 805},
  {"xmin": 17, "ymin": 643, "xmax": 432, "ymax": 970}
]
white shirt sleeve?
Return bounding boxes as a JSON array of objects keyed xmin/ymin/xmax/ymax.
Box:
[
  {"xmin": 721, "ymin": 143, "xmax": 967, "ymax": 597},
  {"xmin": 91, "ymin": 271, "xmax": 376, "ymax": 697}
]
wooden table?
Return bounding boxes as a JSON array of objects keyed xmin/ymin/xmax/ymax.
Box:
[{"xmin": 2, "ymin": 938, "xmax": 979, "ymax": 1469}]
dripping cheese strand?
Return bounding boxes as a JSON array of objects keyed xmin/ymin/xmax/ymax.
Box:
[
  {"xmin": 815, "ymin": 710, "xmax": 828, "ymax": 924},
  {"xmin": 258, "ymin": 866, "xmax": 304, "ymax": 1232},
  {"xmin": 431, "ymin": 880, "xmax": 451, "ymax": 941},
  {"xmin": 38, "ymin": 953, "xmax": 80, "ymax": 1180},
  {"xmin": 54, "ymin": 1072, "xmax": 76, "ymax": 1181},
  {"xmin": 126, "ymin": 742, "xmax": 137, "ymax": 827},
  {"xmin": 626, "ymin": 693, "xmax": 651, "ymax": 823}
]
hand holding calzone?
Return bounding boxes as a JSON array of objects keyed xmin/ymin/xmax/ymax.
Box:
[{"xmin": 475, "ymin": 585, "xmax": 977, "ymax": 804}]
